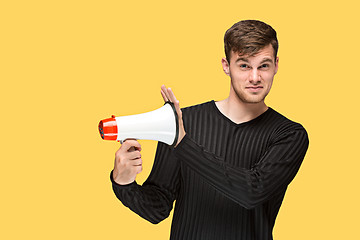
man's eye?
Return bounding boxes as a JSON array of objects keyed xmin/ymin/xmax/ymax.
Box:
[
  {"xmin": 240, "ymin": 64, "xmax": 249, "ymax": 69},
  {"xmin": 259, "ymin": 64, "xmax": 269, "ymax": 69}
]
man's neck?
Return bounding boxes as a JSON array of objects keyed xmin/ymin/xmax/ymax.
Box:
[{"xmin": 215, "ymin": 97, "xmax": 268, "ymax": 124}]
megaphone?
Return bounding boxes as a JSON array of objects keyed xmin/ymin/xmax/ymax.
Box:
[{"xmin": 98, "ymin": 102, "xmax": 179, "ymax": 146}]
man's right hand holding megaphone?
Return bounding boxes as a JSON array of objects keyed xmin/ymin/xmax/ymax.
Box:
[{"xmin": 111, "ymin": 85, "xmax": 186, "ymax": 185}]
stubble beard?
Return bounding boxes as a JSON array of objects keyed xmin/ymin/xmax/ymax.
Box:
[{"xmin": 231, "ymin": 79, "xmax": 267, "ymax": 104}]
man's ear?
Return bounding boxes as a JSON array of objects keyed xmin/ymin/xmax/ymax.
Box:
[
  {"xmin": 274, "ymin": 56, "xmax": 279, "ymax": 74},
  {"xmin": 221, "ymin": 58, "xmax": 230, "ymax": 76}
]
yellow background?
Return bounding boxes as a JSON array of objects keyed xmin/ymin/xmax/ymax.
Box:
[{"xmin": 1, "ymin": 0, "xmax": 359, "ymax": 239}]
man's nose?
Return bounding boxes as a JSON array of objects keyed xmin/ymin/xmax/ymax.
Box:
[{"xmin": 249, "ymin": 69, "xmax": 261, "ymax": 84}]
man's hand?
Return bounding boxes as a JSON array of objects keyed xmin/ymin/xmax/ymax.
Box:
[
  {"xmin": 160, "ymin": 85, "xmax": 186, "ymax": 147},
  {"xmin": 112, "ymin": 139, "xmax": 142, "ymax": 185}
]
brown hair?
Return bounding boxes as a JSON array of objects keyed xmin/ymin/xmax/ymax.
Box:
[{"xmin": 224, "ymin": 20, "xmax": 278, "ymax": 63}]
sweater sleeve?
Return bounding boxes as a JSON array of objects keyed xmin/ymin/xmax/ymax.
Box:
[
  {"xmin": 173, "ymin": 125, "xmax": 309, "ymax": 209},
  {"xmin": 110, "ymin": 141, "xmax": 180, "ymax": 224}
]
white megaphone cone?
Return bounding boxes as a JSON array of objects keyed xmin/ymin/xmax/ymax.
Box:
[{"xmin": 98, "ymin": 102, "xmax": 179, "ymax": 146}]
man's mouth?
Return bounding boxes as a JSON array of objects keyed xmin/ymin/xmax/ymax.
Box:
[
  {"xmin": 245, "ymin": 86, "xmax": 263, "ymax": 92},
  {"xmin": 246, "ymin": 86, "xmax": 263, "ymax": 89}
]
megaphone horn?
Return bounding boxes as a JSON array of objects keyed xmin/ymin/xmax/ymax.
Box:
[{"xmin": 98, "ymin": 102, "xmax": 179, "ymax": 146}]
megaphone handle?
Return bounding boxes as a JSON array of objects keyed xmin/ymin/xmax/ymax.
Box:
[
  {"xmin": 120, "ymin": 139, "xmax": 136, "ymax": 152},
  {"xmin": 128, "ymin": 146, "xmax": 136, "ymax": 152}
]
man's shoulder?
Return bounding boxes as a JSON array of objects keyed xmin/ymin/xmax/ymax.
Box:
[
  {"xmin": 181, "ymin": 100, "xmax": 214, "ymax": 114},
  {"xmin": 267, "ymin": 107, "xmax": 308, "ymax": 135}
]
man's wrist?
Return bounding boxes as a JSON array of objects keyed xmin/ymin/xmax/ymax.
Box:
[
  {"xmin": 110, "ymin": 170, "xmax": 135, "ymax": 187},
  {"xmin": 174, "ymin": 133, "xmax": 188, "ymax": 149}
]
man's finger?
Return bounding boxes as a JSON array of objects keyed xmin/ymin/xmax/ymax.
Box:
[
  {"xmin": 131, "ymin": 158, "xmax": 142, "ymax": 166},
  {"xmin": 122, "ymin": 139, "xmax": 142, "ymax": 152},
  {"xmin": 161, "ymin": 85, "xmax": 170, "ymax": 101},
  {"xmin": 161, "ymin": 88, "xmax": 168, "ymax": 102},
  {"xmin": 167, "ymin": 88, "xmax": 182, "ymax": 114},
  {"xmin": 167, "ymin": 87, "xmax": 178, "ymax": 103},
  {"xmin": 128, "ymin": 152, "xmax": 141, "ymax": 161}
]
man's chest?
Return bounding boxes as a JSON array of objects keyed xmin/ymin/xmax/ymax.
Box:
[{"xmin": 185, "ymin": 116, "xmax": 273, "ymax": 169}]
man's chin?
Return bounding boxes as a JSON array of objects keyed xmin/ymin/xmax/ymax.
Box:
[
  {"xmin": 234, "ymin": 90, "xmax": 266, "ymax": 104},
  {"xmin": 242, "ymin": 95, "xmax": 266, "ymax": 104}
]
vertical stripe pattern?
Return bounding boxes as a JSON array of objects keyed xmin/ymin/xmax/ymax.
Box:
[{"xmin": 111, "ymin": 100, "xmax": 309, "ymax": 240}]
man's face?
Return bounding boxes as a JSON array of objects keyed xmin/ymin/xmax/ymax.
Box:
[{"xmin": 222, "ymin": 44, "xmax": 279, "ymax": 104}]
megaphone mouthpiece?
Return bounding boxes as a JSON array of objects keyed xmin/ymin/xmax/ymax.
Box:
[{"xmin": 98, "ymin": 115, "xmax": 118, "ymax": 140}]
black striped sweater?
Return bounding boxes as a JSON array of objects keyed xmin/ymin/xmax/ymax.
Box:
[{"xmin": 111, "ymin": 100, "xmax": 309, "ymax": 240}]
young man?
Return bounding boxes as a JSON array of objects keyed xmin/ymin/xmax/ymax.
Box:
[{"xmin": 110, "ymin": 20, "xmax": 309, "ymax": 240}]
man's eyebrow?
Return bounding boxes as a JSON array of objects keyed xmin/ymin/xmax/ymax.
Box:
[
  {"xmin": 260, "ymin": 58, "xmax": 274, "ymax": 64},
  {"xmin": 235, "ymin": 57, "xmax": 274, "ymax": 64},
  {"xmin": 235, "ymin": 57, "xmax": 249, "ymax": 63}
]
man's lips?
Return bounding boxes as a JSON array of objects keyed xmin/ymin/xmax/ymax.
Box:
[{"xmin": 246, "ymin": 86, "xmax": 263, "ymax": 92}]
